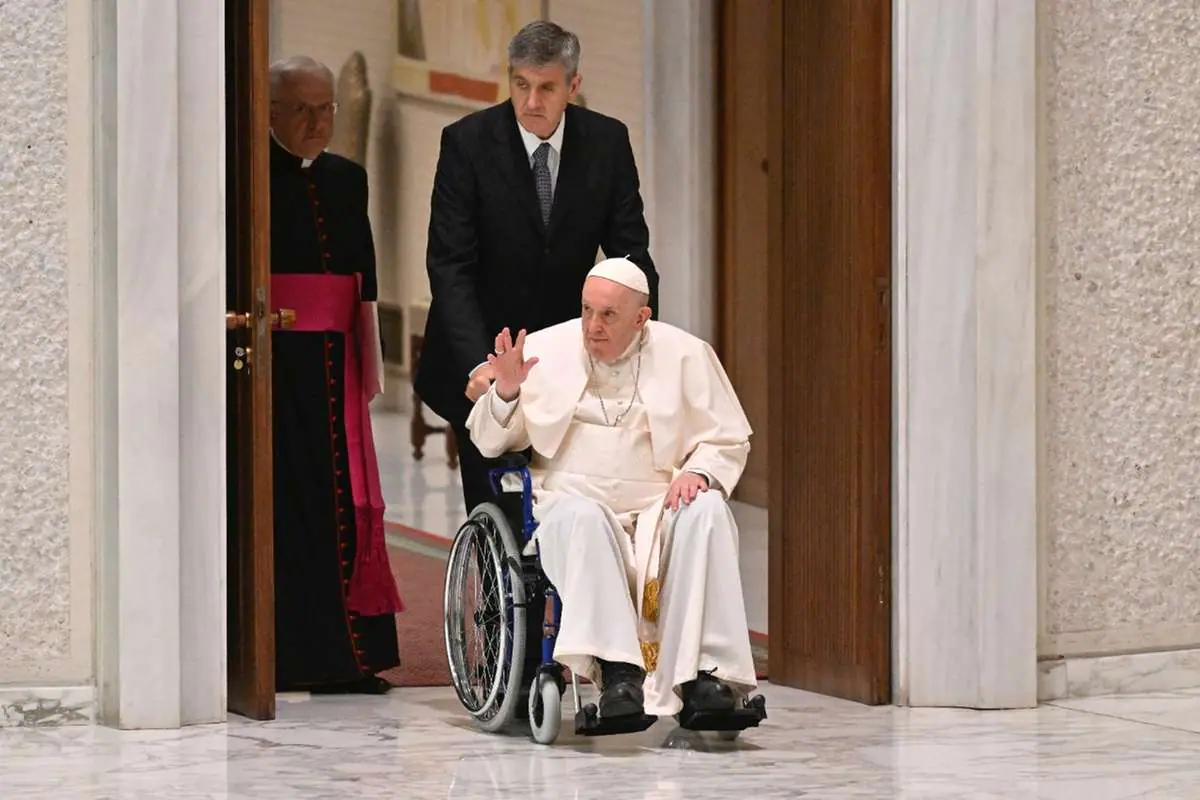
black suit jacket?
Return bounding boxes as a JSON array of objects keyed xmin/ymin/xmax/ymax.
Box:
[{"xmin": 414, "ymin": 101, "xmax": 658, "ymax": 426}]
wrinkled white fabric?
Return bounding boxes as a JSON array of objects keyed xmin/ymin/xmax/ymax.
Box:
[{"xmin": 466, "ymin": 320, "xmax": 756, "ymax": 715}]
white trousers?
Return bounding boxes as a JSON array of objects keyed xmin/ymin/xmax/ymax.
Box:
[{"xmin": 535, "ymin": 490, "xmax": 758, "ymax": 716}]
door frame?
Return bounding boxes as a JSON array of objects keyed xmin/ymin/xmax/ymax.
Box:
[
  {"xmin": 713, "ymin": 0, "xmax": 1040, "ymax": 708},
  {"xmin": 87, "ymin": 0, "xmax": 1038, "ymax": 728},
  {"xmin": 716, "ymin": 0, "xmax": 893, "ymax": 704}
]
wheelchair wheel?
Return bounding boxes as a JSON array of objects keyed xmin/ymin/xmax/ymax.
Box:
[
  {"xmin": 528, "ymin": 674, "xmax": 562, "ymax": 745},
  {"xmin": 443, "ymin": 502, "xmax": 527, "ymax": 732}
]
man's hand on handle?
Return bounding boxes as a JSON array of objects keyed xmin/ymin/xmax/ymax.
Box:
[
  {"xmin": 488, "ymin": 327, "xmax": 539, "ymax": 401},
  {"xmin": 465, "ymin": 363, "xmax": 495, "ymax": 402}
]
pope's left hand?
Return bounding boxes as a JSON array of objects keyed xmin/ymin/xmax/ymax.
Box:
[{"xmin": 666, "ymin": 472, "xmax": 709, "ymax": 512}]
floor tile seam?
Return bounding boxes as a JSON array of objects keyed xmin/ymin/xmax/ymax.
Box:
[{"xmin": 1046, "ymin": 701, "xmax": 1200, "ymax": 738}]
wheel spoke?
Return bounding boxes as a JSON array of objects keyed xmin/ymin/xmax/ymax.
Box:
[{"xmin": 443, "ymin": 505, "xmax": 528, "ymax": 732}]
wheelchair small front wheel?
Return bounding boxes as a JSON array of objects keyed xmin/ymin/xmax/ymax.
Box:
[{"xmin": 528, "ymin": 675, "xmax": 562, "ymax": 745}]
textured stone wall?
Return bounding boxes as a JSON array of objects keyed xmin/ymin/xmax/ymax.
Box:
[
  {"xmin": 1043, "ymin": 0, "xmax": 1200, "ymax": 654},
  {"xmin": 0, "ymin": 0, "xmax": 70, "ymax": 680}
]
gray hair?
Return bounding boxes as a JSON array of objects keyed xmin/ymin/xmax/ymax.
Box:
[
  {"xmin": 507, "ymin": 20, "xmax": 581, "ymax": 80},
  {"xmin": 269, "ymin": 56, "xmax": 335, "ymax": 99}
]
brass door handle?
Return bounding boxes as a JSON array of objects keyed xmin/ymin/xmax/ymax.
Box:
[
  {"xmin": 225, "ymin": 309, "xmax": 297, "ymax": 329},
  {"xmin": 226, "ymin": 311, "xmax": 252, "ymax": 329},
  {"xmin": 271, "ymin": 309, "xmax": 296, "ymax": 329}
]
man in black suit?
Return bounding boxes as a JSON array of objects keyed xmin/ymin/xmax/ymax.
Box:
[{"xmin": 416, "ymin": 20, "xmax": 659, "ymax": 513}]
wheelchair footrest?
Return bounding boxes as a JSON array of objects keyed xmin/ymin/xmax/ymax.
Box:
[
  {"xmin": 678, "ymin": 694, "xmax": 768, "ymax": 732},
  {"xmin": 573, "ymin": 703, "xmax": 658, "ymax": 737}
]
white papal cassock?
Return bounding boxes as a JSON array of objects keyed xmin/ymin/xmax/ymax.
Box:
[{"xmin": 465, "ymin": 317, "xmax": 757, "ymax": 716}]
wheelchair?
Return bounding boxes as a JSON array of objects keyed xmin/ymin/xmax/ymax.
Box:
[{"xmin": 442, "ymin": 454, "xmax": 768, "ymax": 745}]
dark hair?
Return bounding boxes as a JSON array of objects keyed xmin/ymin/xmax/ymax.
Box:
[{"xmin": 508, "ymin": 20, "xmax": 581, "ymax": 80}]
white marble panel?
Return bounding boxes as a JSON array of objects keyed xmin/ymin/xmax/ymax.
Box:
[
  {"xmin": 177, "ymin": 0, "xmax": 228, "ymax": 727},
  {"xmin": 0, "ymin": 686, "xmax": 94, "ymax": 728},
  {"xmin": 111, "ymin": 0, "xmax": 183, "ymax": 729},
  {"xmin": 1040, "ymin": 648, "xmax": 1200, "ymax": 702},
  {"xmin": 894, "ymin": 0, "xmax": 1039, "ymax": 708},
  {"xmin": 93, "ymin": 0, "xmax": 228, "ymax": 729}
]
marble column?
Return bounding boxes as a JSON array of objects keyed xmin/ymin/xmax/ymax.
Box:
[
  {"xmin": 641, "ymin": 0, "xmax": 716, "ymax": 341},
  {"xmin": 891, "ymin": 0, "xmax": 1039, "ymax": 708},
  {"xmin": 93, "ymin": 0, "xmax": 227, "ymax": 729}
]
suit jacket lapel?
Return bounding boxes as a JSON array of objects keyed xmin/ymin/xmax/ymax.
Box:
[
  {"xmin": 547, "ymin": 104, "xmax": 587, "ymax": 241},
  {"xmin": 491, "ymin": 103, "xmax": 544, "ymax": 235}
]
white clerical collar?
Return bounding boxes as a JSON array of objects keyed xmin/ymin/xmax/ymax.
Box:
[
  {"xmin": 516, "ymin": 115, "xmax": 565, "ymax": 160},
  {"xmin": 270, "ymin": 129, "xmax": 317, "ymax": 168}
]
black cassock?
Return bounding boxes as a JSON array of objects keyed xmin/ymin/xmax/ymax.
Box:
[{"xmin": 269, "ymin": 138, "xmax": 403, "ymax": 691}]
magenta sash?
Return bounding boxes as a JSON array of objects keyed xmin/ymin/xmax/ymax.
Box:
[{"xmin": 271, "ymin": 273, "xmax": 403, "ymax": 616}]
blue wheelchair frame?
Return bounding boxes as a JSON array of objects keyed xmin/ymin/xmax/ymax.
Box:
[
  {"xmin": 486, "ymin": 463, "xmax": 562, "ymax": 683},
  {"xmin": 480, "ymin": 459, "xmax": 767, "ymax": 740}
]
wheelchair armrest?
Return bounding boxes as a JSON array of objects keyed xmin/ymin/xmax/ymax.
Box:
[
  {"xmin": 487, "ymin": 452, "xmax": 532, "ymax": 496},
  {"xmin": 486, "ymin": 452, "xmax": 537, "ymax": 540}
]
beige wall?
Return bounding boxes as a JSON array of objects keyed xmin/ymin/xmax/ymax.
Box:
[
  {"xmin": 273, "ymin": 0, "xmax": 403, "ymax": 306},
  {"xmin": 1040, "ymin": 0, "xmax": 1200, "ymax": 659},
  {"xmin": 274, "ymin": 0, "xmax": 645, "ymax": 383}
]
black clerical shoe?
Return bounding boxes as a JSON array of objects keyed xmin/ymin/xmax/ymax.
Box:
[
  {"xmin": 598, "ymin": 660, "xmax": 646, "ymax": 718},
  {"xmin": 680, "ymin": 670, "xmax": 736, "ymax": 714},
  {"xmin": 309, "ymin": 676, "xmax": 394, "ymax": 695}
]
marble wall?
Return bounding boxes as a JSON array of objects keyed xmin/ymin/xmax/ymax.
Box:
[
  {"xmin": 893, "ymin": 0, "xmax": 1039, "ymax": 708},
  {"xmin": 0, "ymin": 0, "xmax": 91, "ymax": 694},
  {"xmin": 1040, "ymin": 0, "xmax": 1200, "ymax": 659}
]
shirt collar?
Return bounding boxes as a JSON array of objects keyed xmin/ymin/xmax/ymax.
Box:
[
  {"xmin": 270, "ymin": 129, "xmax": 317, "ymax": 169},
  {"xmin": 516, "ymin": 115, "xmax": 565, "ymax": 160}
]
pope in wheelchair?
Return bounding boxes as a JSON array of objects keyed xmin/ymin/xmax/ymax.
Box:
[{"xmin": 442, "ymin": 257, "xmax": 766, "ymax": 744}]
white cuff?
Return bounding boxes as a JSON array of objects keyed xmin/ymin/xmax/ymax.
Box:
[{"xmin": 489, "ymin": 389, "xmax": 519, "ymax": 426}]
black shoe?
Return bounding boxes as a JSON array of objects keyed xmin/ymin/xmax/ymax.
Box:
[
  {"xmin": 597, "ymin": 660, "xmax": 646, "ymax": 718},
  {"xmin": 680, "ymin": 670, "xmax": 736, "ymax": 713},
  {"xmin": 310, "ymin": 676, "xmax": 394, "ymax": 695}
]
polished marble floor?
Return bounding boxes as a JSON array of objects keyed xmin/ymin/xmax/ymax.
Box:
[{"xmin": 6, "ymin": 683, "xmax": 1200, "ymax": 798}]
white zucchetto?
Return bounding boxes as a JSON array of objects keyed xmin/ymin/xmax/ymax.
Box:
[{"xmin": 587, "ymin": 257, "xmax": 649, "ymax": 296}]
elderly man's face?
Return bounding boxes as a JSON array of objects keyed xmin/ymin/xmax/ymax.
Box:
[
  {"xmin": 581, "ymin": 277, "xmax": 651, "ymax": 363},
  {"xmin": 509, "ymin": 62, "xmax": 580, "ymax": 140},
  {"xmin": 270, "ymin": 71, "xmax": 335, "ymax": 159}
]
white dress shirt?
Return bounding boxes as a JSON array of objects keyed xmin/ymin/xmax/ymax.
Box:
[{"xmin": 517, "ymin": 116, "xmax": 565, "ymax": 194}]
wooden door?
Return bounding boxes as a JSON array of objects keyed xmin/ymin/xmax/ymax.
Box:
[
  {"xmin": 766, "ymin": 0, "xmax": 892, "ymax": 704},
  {"xmin": 716, "ymin": 0, "xmax": 776, "ymax": 508},
  {"xmin": 225, "ymin": 0, "xmax": 276, "ymax": 721}
]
